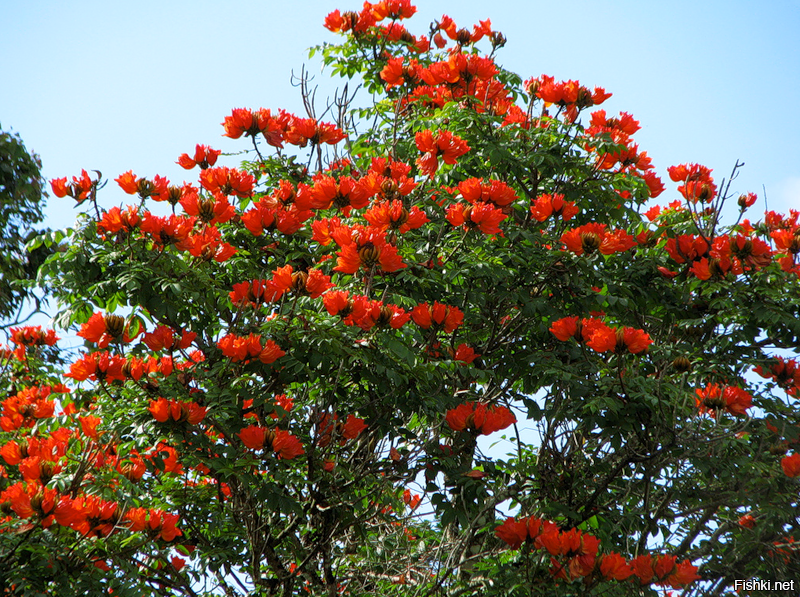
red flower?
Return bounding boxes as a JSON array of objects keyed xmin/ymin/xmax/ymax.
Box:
[
  {"xmin": 115, "ymin": 170, "xmax": 156, "ymax": 198},
  {"xmin": 140, "ymin": 212, "xmax": 196, "ymax": 248},
  {"xmin": 600, "ymin": 552, "xmax": 633, "ymax": 580},
  {"xmin": 402, "ymin": 489, "xmax": 422, "ymax": 510},
  {"xmin": 66, "ymin": 351, "xmax": 126, "ymax": 383},
  {"xmin": 78, "ymin": 312, "xmax": 138, "ymax": 348},
  {"xmin": 50, "ymin": 169, "xmax": 94, "ymax": 203},
  {"xmin": 217, "ymin": 333, "xmax": 263, "ymax": 362},
  {"xmin": 284, "ymin": 116, "xmax": 345, "ymax": 147},
  {"xmin": 781, "ymin": 453, "xmax": 800, "ymax": 477},
  {"xmin": 183, "ymin": 226, "xmax": 237, "ymax": 262},
  {"xmin": 695, "ymin": 384, "xmax": 752, "ymax": 417},
  {"xmin": 446, "ymin": 202, "xmax": 506, "ymax": 235},
  {"xmin": 549, "ymin": 316, "xmax": 580, "ymax": 341},
  {"xmin": 79, "ymin": 415, "xmax": 102, "ymax": 440},
  {"xmin": 271, "ymin": 429, "xmax": 304, "ymax": 459},
  {"xmin": 354, "ymin": 300, "xmax": 410, "ymax": 330},
  {"xmin": 643, "ymin": 171, "xmax": 665, "ymax": 197},
  {"xmin": 561, "ymin": 223, "xmax": 635, "ymax": 256},
  {"xmin": 180, "ymin": 191, "xmax": 235, "ymax": 225},
  {"xmin": 240, "ymin": 426, "xmax": 303, "ymax": 460},
  {"xmin": 415, "ymin": 130, "xmax": 470, "ymax": 176},
  {"xmin": 665, "ymin": 234, "xmax": 710, "ymax": 264},
  {"xmin": 222, "ymin": 108, "xmax": 285, "ymax": 145},
  {"xmin": 97, "ymin": 206, "xmax": 140, "ymax": 236},
  {"xmin": 143, "ymin": 325, "xmax": 196, "ymax": 352},
  {"xmin": 453, "ymin": 344, "xmax": 479, "ymax": 364},
  {"xmin": 445, "ymin": 402, "xmax": 516, "ymax": 435},
  {"xmin": 495, "ymin": 517, "xmax": 529, "ymax": 550},
  {"xmin": 667, "ymin": 560, "xmax": 700, "ymax": 588},
  {"xmin": 333, "ymin": 225, "xmax": 406, "ymax": 274},
  {"xmin": 177, "ymin": 144, "xmax": 220, "ymax": 169},
  {"xmin": 583, "ymin": 321, "xmax": 616, "ymax": 353},
  {"xmin": 307, "ymin": 174, "xmax": 370, "ymax": 216},
  {"xmin": 616, "ymin": 327, "xmax": 652, "ymax": 354},
  {"xmin": 148, "ymin": 398, "xmax": 207, "ymax": 425},
  {"xmin": 457, "ymin": 178, "xmax": 517, "ymax": 208},
  {"xmin": 259, "ymin": 339, "xmax": 286, "ymax": 364},
  {"xmin": 738, "ymin": 514, "xmax": 756, "ymax": 528},
  {"xmin": 530, "ymin": 193, "xmax": 578, "ymax": 222},
  {"xmin": 341, "ymin": 415, "xmax": 367, "ymax": 440},
  {"xmin": 411, "ymin": 301, "xmax": 464, "ymax": 333},
  {"xmin": 363, "ymin": 200, "xmax": 428, "ymax": 233},
  {"xmin": 238, "ymin": 425, "xmax": 268, "ymax": 450},
  {"xmin": 199, "ymin": 166, "xmax": 255, "ymax": 198}
]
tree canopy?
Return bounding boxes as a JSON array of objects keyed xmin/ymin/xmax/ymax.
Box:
[
  {"xmin": 2, "ymin": 2, "xmax": 799, "ymax": 596},
  {"xmin": 0, "ymin": 126, "xmax": 49, "ymax": 323}
]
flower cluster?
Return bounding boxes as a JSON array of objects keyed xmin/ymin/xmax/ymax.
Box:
[
  {"xmin": 495, "ymin": 515, "xmax": 698, "ymax": 586},
  {"xmin": 561, "ymin": 223, "xmax": 636, "ymax": 256},
  {"xmin": 217, "ymin": 334, "xmax": 285, "ymax": 364},
  {"xmin": 323, "ymin": 291, "xmax": 410, "ymax": 330},
  {"xmin": 238, "ymin": 426, "xmax": 305, "ymax": 460},
  {"xmin": 695, "ymin": 384, "xmax": 753, "ymax": 417},
  {"xmin": 415, "ymin": 130, "xmax": 470, "ymax": 177},
  {"xmin": 445, "ymin": 402, "xmax": 516, "ymax": 435},
  {"xmin": 550, "ymin": 316, "xmax": 652, "ymax": 354}
]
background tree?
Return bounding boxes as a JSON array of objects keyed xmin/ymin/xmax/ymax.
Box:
[
  {"xmin": 0, "ymin": 126, "xmax": 51, "ymax": 325},
  {"xmin": 1, "ymin": 2, "xmax": 799, "ymax": 596}
]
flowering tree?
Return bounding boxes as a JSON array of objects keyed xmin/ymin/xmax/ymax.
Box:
[{"xmin": 3, "ymin": 2, "xmax": 800, "ymax": 595}]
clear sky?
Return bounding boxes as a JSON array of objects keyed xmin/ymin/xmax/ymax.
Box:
[{"xmin": 2, "ymin": 0, "xmax": 799, "ymax": 230}]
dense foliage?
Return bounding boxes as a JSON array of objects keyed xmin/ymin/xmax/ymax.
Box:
[
  {"xmin": 2, "ymin": 2, "xmax": 799, "ymax": 595},
  {"xmin": 0, "ymin": 126, "xmax": 49, "ymax": 322}
]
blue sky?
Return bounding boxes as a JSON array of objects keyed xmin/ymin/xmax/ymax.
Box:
[{"xmin": 2, "ymin": 0, "xmax": 799, "ymax": 229}]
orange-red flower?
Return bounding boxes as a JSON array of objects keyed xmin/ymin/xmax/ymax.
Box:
[
  {"xmin": 445, "ymin": 402, "xmax": 516, "ymax": 435},
  {"xmin": 363, "ymin": 200, "xmax": 427, "ymax": 233},
  {"xmin": 51, "ymin": 169, "xmax": 94, "ymax": 202},
  {"xmin": 561, "ymin": 223, "xmax": 635, "ymax": 256},
  {"xmin": 222, "ymin": 108, "xmax": 285, "ymax": 145},
  {"xmin": 754, "ymin": 357, "xmax": 800, "ymax": 396},
  {"xmin": 738, "ymin": 514, "xmax": 756, "ymax": 528},
  {"xmin": 97, "ymin": 206, "xmax": 140, "ymax": 236},
  {"xmin": 78, "ymin": 312, "xmax": 139, "ymax": 348},
  {"xmin": 668, "ymin": 163, "xmax": 716, "ymax": 203},
  {"xmin": 148, "ymin": 398, "xmax": 207, "ymax": 425},
  {"xmin": 143, "ymin": 325, "xmax": 196, "ymax": 352},
  {"xmin": 284, "ymin": 116, "xmax": 345, "ymax": 147},
  {"xmin": 530, "ymin": 193, "xmax": 578, "ymax": 222},
  {"xmin": 217, "ymin": 333, "xmax": 285, "ymax": 364},
  {"xmin": 306, "ymin": 174, "xmax": 370, "ymax": 216},
  {"xmin": 199, "ymin": 166, "xmax": 255, "ymax": 198},
  {"xmin": 65, "ymin": 351, "xmax": 126, "ymax": 383},
  {"xmin": 457, "ymin": 178, "xmax": 517, "ymax": 208},
  {"xmin": 446, "ymin": 202, "xmax": 506, "ymax": 235},
  {"xmin": 453, "ymin": 344, "xmax": 479, "ymax": 364},
  {"xmin": 238, "ymin": 425, "xmax": 304, "ymax": 459},
  {"xmin": 415, "ymin": 130, "xmax": 470, "ymax": 176},
  {"xmin": 341, "ymin": 415, "xmax": 368, "ymax": 440},
  {"xmin": 179, "ymin": 191, "xmax": 235, "ymax": 225},
  {"xmin": 140, "ymin": 212, "xmax": 196, "ymax": 248},
  {"xmin": 695, "ymin": 384, "xmax": 752, "ymax": 417},
  {"xmin": 599, "ymin": 552, "xmax": 633, "ymax": 580},
  {"xmin": 177, "ymin": 144, "xmax": 221, "ymax": 169},
  {"xmin": 183, "ymin": 226, "xmax": 238, "ymax": 262},
  {"xmin": 781, "ymin": 453, "xmax": 800, "ymax": 477},
  {"xmin": 125, "ymin": 507, "xmax": 182, "ymax": 541},
  {"xmin": 549, "ymin": 316, "xmax": 581, "ymax": 341},
  {"xmin": 333, "ymin": 225, "xmax": 406, "ymax": 274},
  {"xmin": 411, "ymin": 301, "xmax": 463, "ymax": 333}
]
